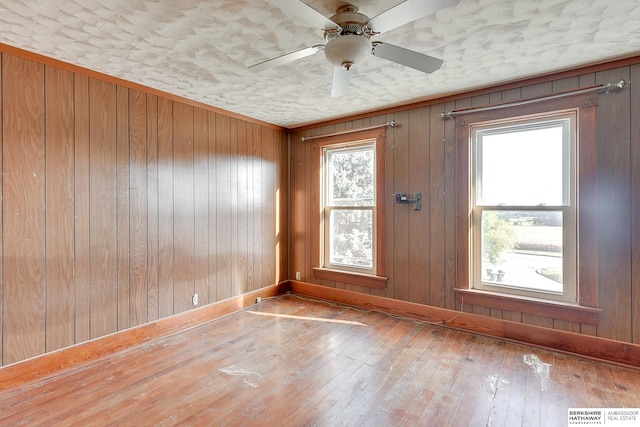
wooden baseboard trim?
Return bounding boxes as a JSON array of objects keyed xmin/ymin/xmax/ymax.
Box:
[
  {"xmin": 0, "ymin": 282, "xmax": 290, "ymax": 391},
  {"xmin": 287, "ymin": 280, "xmax": 640, "ymax": 369}
]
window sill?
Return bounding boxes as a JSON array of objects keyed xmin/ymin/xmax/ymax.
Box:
[
  {"xmin": 313, "ymin": 268, "xmax": 387, "ymax": 289},
  {"xmin": 454, "ymin": 288, "xmax": 601, "ymax": 324}
]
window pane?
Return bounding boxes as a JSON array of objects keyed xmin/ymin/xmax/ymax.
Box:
[
  {"xmin": 329, "ymin": 209, "xmax": 373, "ymax": 268},
  {"xmin": 480, "ymin": 210, "xmax": 562, "ymax": 293},
  {"xmin": 328, "ymin": 147, "xmax": 374, "ymax": 206},
  {"xmin": 477, "ymin": 123, "xmax": 566, "ymax": 206}
]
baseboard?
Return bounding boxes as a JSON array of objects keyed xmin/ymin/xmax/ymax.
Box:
[
  {"xmin": 0, "ymin": 282, "xmax": 290, "ymax": 391},
  {"xmin": 287, "ymin": 280, "xmax": 640, "ymax": 369},
  {"xmin": 2, "ymin": 278, "xmax": 636, "ymax": 392}
]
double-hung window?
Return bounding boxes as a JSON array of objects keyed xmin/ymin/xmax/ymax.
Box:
[
  {"xmin": 312, "ymin": 128, "xmax": 387, "ymax": 288},
  {"xmin": 323, "ymin": 143, "xmax": 376, "ymax": 272},
  {"xmin": 455, "ymin": 93, "xmax": 600, "ymax": 323},
  {"xmin": 471, "ymin": 114, "xmax": 576, "ymax": 302}
]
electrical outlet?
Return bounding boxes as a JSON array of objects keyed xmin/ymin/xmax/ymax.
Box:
[
  {"xmin": 192, "ymin": 293, "xmax": 198, "ymax": 306},
  {"xmin": 256, "ymin": 297, "xmax": 262, "ymax": 303},
  {"xmin": 295, "ymin": 272, "xmax": 301, "ymax": 280}
]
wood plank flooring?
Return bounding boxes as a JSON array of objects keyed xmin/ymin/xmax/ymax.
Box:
[{"xmin": 1, "ymin": 293, "xmax": 639, "ymax": 426}]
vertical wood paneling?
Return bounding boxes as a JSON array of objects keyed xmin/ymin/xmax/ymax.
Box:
[
  {"xmin": 520, "ymin": 82, "xmax": 552, "ymax": 99},
  {"xmin": 5, "ymin": 45, "xmax": 640, "ymax": 364},
  {"xmin": 215, "ymin": 114, "xmax": 232, "ymax": 299},
  {"xmin": 0, "ymin": 51, "xmax": 288, "ymax": 366},
  {"xmin": 194, "ymin": 108, "xmax": 209, "ymax": 306},
  {"xmin": 173, "ymin": 102, "xmax": 195, "ymax": 312},
  {"xmin": 370, "ymin": 114, "xmax": 388, "ymax": 298},
  {"xmin": 632, "ymin": 64, "xmax": 640, "ymax": 344},
  {"xmin": 443, "ymin": 100, "xmax": 457, "ymax": 311},
  {"xmin": 552, "ymin": 76, "xmax": 580, "ymax": 93},
  {"xmin": 0, "ymin": 54, "xmax": 3, "ymax": 363},
  {"xmin": 296, "ymin": 126, "xmax": 312, "ymax": 288},
  {"xmin": 393, "ymin": 110, "xmax": 411, "ymax": 301},
  {"xmin": 74, "ymin": 74, "xmax": 91, "ymax": 343},
  {"xmin": 288, "ymin": 61, "xmax": 640, "ymax": 352},
  {"xmin": 429, "ymin": 104, "xmax": 446, "ymax": 308},
  {"xmin": 275, "ymin": 129, "xmax": 287, "ymax": 285},
  {"xmin": 146, "ymin": 95, "xmax": 159, "ymax": 322},
  {"xmin": 89, "ymin": 78, "xmax": 118, "ymax": 339},
  {"xmin": 129, "ymin": 89, "xmax": 148, "ymax": 326},
  {"xmin": 247, "ymin": 125, "xmax": 257, "ymax": 289},
  {"xmin": 263, "ymin": 127, "xmax": 276, "ymax": 287},
  {"xmin": 596, "ymin": 67, "xmax": 632, "ymax": 342},
  {"xmin": 236, "ymin": 120, "xmax": 249, "ymax": 294},
  {"xmin": 251, "ymin": 123, "xmax": 263, "ymax": 290},
  {"xmin": 44, "ymin": 66, "xmax": 75, "ymax": 352},
  {"xmin": 116, "ymin": 86, "xmax": 130, "ymax": 331},
  {"xmin": 207, "ymin": 111, "xmax": 218, "ymax": 301},
  {"xmin": 157, "ymin": 97, "xmax": 174, "ymax": 319},
  {"xmin": 383, "ymin": 114, "xmax": 396, "ymax": 299},
  {"xmin": 453, "ymin": 97, "xmax": 473, "ymax": 315},
  {"xmin": 229, "ymin": 118, "xmax": 239, "ymax": 295},
  {"xmin": 577, "ymin": 73, "xmax": 597, "ymax": 339},
  {"xmin": 2, "ymin": 55, "xmax": 46, "ymax": 364},
  {"xmin": 289, "ymin": 130, "xmax": 303, "ymax": 281},
  {"xmin": 443, "ymin": 102, "xmax": 456, "ymax": 309},
  {"xmin": 408, "ymin": 107, "xmax": 430, "ymax": 305}
]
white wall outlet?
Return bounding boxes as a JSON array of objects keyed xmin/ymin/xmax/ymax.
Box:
[
  {"xmin": 192, "ymin": 293, "xmax": 199, "ymax": 306},
  {"xmin": 295, "ymin": 271, "xmax": 301, "ymax": 280}
]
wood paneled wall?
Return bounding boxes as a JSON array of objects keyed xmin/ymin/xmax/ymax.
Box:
[
  {"xmin": 0, "ymin": 53, "xmax": 288, "ymax": 366},
  {"xmin": 290, "ymin": 60, "xmax": 640, "ymax": 346}
]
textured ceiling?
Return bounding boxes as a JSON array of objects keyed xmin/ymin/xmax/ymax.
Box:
[{"xmin": 1, "ymin": 0, "xmax": 639, "ymax": 128}]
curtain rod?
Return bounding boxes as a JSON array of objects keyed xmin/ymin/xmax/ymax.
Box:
[
  {"xmin": 439, "ymin": 79, "xmax": 627, "ymax": 119},
  {"xmin": 301, "ymin": 120, "xmax": 396, "ymax": 141}
]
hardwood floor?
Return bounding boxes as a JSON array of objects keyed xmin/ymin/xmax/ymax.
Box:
[{"xmin": 1, "ymin": 293, "xmax": 639, "ymax": 426}]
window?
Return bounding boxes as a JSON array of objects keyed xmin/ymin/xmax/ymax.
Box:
[
  {"xmin": 472, "ymin": 114, "xmax": 576, "ymax": 303},
  {"xmin": 455, "ymin": 93, "xmax": 600, "ymax": 324},
  {"xmin": 312, "ymin": 128, "xmax": 387, "ymax": 288},
  {"xmin": 323, "ymin": 143, "xmax": 376, "ymax": 271}
]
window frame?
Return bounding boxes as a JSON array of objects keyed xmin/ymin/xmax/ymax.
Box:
[
  {"xmin": 455, "ymin": 92, "xmax": 601, "ymax": 324},
  {"xmin": 323, "ymin": 143, "xmax": 376, "ymax": 273},
  {"xmin": 470, "ymin": 113, "xmax": 576, "ymax": 303},
  {"xmin": 312, "ymin": 127, "xmax": 387, "ymax": 288}
]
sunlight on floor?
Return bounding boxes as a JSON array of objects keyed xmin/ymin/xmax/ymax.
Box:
[{"xmin": 248, "ymin": 310, "xmax": 367, "ymax": 326}]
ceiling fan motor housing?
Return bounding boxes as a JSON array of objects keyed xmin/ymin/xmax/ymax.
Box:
[
  {"xmin": 324, "ymin": 5, "xmax": 372, "ymax": 70},
  {"xmin": 324, "ymin": 35, "xmax": 371, "ymax": 69}
]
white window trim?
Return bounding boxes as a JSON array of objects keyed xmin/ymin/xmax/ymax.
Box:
[
  {"xmin": 469, "ymin": 113, "xmax": 578, "ymax": 303},
  {"xmin": 321, "ymin": 141, "xmax": 376, "ymax": 274}
]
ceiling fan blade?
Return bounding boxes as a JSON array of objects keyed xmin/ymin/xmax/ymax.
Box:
[
  {"xmin": 371, "ymin": 42, "xmax": 443, "ymax": 74},
  {"xmin": 368, "ymin": 0, "xmax": 455, "ymax": 34},
  {"xmin": 262, "ymin": 0, "xmax": 338, "ymax": 30},
  {"xmin": 249, "ymin": 45, "xmax": 323, "ymax": 72},
  {"xmin": 331, "ymin": 66, "xmax": 350, "ymax": 97}
]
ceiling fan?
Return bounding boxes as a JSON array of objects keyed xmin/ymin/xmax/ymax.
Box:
[{"xmin": 250, "ymin": 0, "xmax": 455, "ymax": 97}]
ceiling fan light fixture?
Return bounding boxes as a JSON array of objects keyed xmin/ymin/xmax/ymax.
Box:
[{"xmin": 324, "ymin": 35, "xmax": 371, "ymax": 69}]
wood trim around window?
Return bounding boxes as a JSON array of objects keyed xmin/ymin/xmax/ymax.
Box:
[
  {"xmin": 455, "ymin": 92, "xmax": 599, "ymax": 323},
  {"xmin": 311, "ymin": 127, "xmax": 387, "ymax": 288}
]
